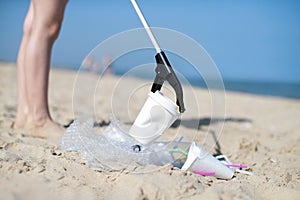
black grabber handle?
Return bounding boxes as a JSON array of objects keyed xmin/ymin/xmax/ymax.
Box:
[{"xmin": 151, "ymin": 51, "xmax": 185, "ymax": 113}]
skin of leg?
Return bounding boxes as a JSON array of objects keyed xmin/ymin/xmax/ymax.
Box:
[
  {"xmin": 15, "ymin": 2, "xmax": 33, "ymax": 129},
  {"xmin": 16, "ymin": 0, "xmax": 68, "ymax": 139}
]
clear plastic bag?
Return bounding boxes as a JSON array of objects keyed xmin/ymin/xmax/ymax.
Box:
[{"xmin": 60, "ymin": 116, "xmax": 190, "ymax": 171}]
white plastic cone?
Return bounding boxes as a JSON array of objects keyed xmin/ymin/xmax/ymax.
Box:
[
  {"xmin": 182, "ymin": 142, "xmax": 234, "ymax": 180},
  {"xmin": 129, "ymin": 91, "xmax": 179, "ymax": 145}
]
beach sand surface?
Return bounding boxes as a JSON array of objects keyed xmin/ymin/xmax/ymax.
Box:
[{"xmin": 0, "ymin": 62, "xmax": 299, "ymax": 200}]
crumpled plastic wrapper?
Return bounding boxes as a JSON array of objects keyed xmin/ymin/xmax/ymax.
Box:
[{"xmin": 60, "ymin": 116, "xmax": 182, "ymax": 171}]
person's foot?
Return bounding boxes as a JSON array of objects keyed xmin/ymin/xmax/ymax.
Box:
[
  {"xmin": 13, "ymin": 117, "xmax": 64, "ymax": 142},
  {"xmin": 26, "ymin": 119, "xmax": 64, "ymax": 140}
]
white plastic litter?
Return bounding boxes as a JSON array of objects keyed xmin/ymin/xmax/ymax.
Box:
[
  {"xmin": 60, "ymin": 116, "xmax": 187, "ymax": 171},
  {"xmin": 60, "ymin": 116, "xmax": 246, "ymax": 180},
  {"xmin": 181, "ymin": 142, "xmax": 234, "ymax": 179},
  {"xmin": 129, "ymin": 91, "xmax": 180, "ymax": 145}
]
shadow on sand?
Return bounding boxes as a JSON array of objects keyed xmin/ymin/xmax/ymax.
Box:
[{"xmin": 171, "ymin": 117, "xmax": 252, "ymax": 155}]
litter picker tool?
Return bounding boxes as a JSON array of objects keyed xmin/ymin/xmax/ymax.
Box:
[{"xmin": 130, "ymin": 0, "xmax": 185, "ymax": 113}]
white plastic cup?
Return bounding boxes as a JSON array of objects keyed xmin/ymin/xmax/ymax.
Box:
[
  {"xmin": 129, "ymin": 91, "xmax": 180, "ymax": 146},
  {"xmin": 181, "ymin": 142, "xmax": 234, "ymax": 180}
]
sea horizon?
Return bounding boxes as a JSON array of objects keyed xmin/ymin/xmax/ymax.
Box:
[
  {"xmin": 51, "ymin": 62, "xmax": 300, "ymax": 100},
  {"xmin": 2, "ymin": 59, "xmax": 299, "ymax": 100}
]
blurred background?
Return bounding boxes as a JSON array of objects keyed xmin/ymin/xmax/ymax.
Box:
[{"xmin": 0, "ymin": 0, "xmax": 299, "ymax": 98}]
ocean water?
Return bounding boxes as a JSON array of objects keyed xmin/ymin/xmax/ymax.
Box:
[
  {"xmin": 75, "ymin": 48, "xmax": 300, "ymax": 100},
  {"xmin": 76, "ymin": 64, "xmax": 300, "ymax": 100},
  {"xmin": 192, "ymin": 79, "xmax": 300, "ymax": 99},
  {"xmin": 74, "ymin": 47, "xmax": 300, "ymax": 100}
]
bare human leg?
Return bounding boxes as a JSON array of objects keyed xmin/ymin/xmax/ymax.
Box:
[
  {"xmin": 15, "ymin": 2, "xmax": 33, "ymax": 130},
  {"xmin": 14, "ymin": 0, "xmax": 68, "ymax": 140}
]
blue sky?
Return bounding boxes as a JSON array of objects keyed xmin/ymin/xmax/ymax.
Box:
[{"xmin": 0, "ymin": 0, "xmax": 300, "ymax": 82}]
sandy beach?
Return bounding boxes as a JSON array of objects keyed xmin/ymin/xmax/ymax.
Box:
[{"xmin": 0, "ymin": 62, "xmax": 299, "ymax": 200}]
